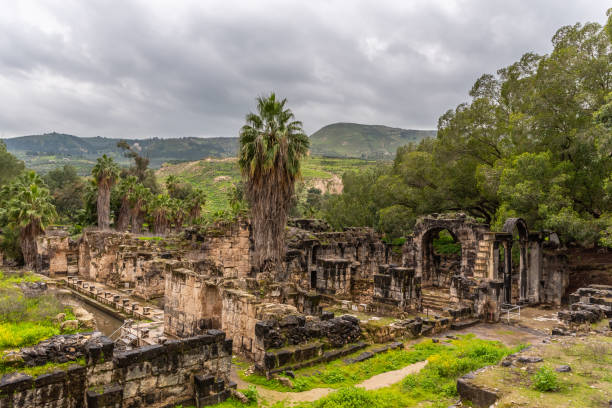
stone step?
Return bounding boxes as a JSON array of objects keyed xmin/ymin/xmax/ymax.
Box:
[{"xmin": 450, "ymin": 319, "xmax": 480, "ymax": 330}]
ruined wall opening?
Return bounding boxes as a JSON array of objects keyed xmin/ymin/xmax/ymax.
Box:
[
  {"xmin": 422, "ymin": 228, "xmax": 462, "ymax": 288},
  {"xmin": 502, "ymin": 218, "xmax": 529, "ymax": 304},
  {"xmin": 202, "ymin": 284, "xmax": 223, "ymax": 330}
]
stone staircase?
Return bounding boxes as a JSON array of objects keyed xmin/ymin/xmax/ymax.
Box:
[
  {"xmin": 473, "ymin": 233, "xmax": 495, "ymax": 279},
  {"xmin": 421, "ymin": 287, "xmax": 453, "ymax": 314}
]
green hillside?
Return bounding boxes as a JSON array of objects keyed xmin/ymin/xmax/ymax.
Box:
[
  {"xmin": 156, "ymin": 156, "xmax": 379, "ymax": 213},
  {"xmin": 309, "ymin": 123, "xmax": 436, "ymax": 159},
  {"xmin": 4, "ymin": 132, "xmax": 239, "ymax": 174},
  {"xmin": 3, "ymin": 124, "xmax": 434, "ymax": 174}
]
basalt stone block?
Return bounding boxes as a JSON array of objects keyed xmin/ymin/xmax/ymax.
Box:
[
  {"xmin": 0, "ymin": 372, "xmax": 33, "ymax": 393},
  {"xmin": 264, "ymin": 353, "xmax": 277, "ymax": 370},
  {"xmin": 114, "ymin": 344, "xmax": 163, "ymax": 368},
  {"xmin": 206, "ymin": 329, "xmax": 225, "ymax": 342},
  {"xmin": 340, "ymin": 315, "xmax": 359, "ymax": 325},
  {"xmin": 194, "ymin": 374, "xmax": 215, "ymax": 397},
  {"xmin": 86, "ymin": 384, "xmax": 123, "ymax": 408},
  {"xmin": 255, "ymin": 320, "xmax": 273, "ymax": 338},
  {"xmin": 279, "ymin": 315, "xmax": 301, "ymax": 328},
  {"xmin": 213, "ymin": 378, "xmax": 225, "ymax": 393},
  {"xmin": 457, "ymin": 377, "xmax": 499, "ymax": 408},
  {"xmin": 223, "ymin": 339, "xmax": 233, "ymax": 354},
  {"xmin": 33, "ymin": 370, "xmax": 66, "ymax": 387},
  {"xmin": 276, "ymin": 350, "xmax": 293, "ymax": 367},
  {"xmin": 321, "ymin": 311, "xmax": 334, "ymax": 321}
]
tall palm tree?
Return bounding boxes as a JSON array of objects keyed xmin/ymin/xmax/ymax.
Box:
[
  {"xmin": 92, "ymin": 155, "xmax": 120, "ymax": 230},
  {"xmin": 148, "ymin": 194, "xmax": 172, "ymax": 235},
  {"xmin": 116, "ymin": 176, "xmax": 138, "ymax": 231},
  {"xmin": 128, "ymin": 183, "xmax": 150, "ymax": 234},
  {"xmin": 186, "ymin": 187, "xmax": 206, "ymax": 223},
  {"xmin": 0, "ymin": 172, "xmax": 56, "ymax": 268},
  {"xmin": 238, "ymin": 93, "xmax": 309, "ymax": 272}
]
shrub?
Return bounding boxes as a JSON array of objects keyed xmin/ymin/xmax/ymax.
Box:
[
  {"xmin": 242, "ymin": 385, "xmax": 259, "ymax": 404},
  {"xmin": 532, "ymin": 366, "xmax": 559, "ymax": 392}
]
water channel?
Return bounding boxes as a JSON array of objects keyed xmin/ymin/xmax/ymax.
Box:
[{"xmin": 53, "ymin": 289, "xmax": 124, "ymax": 337}]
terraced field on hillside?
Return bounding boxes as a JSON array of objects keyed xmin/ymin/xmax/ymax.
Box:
[{"xmin": 155, "ymin": 157, "xmax": 380, "ymax": 213}]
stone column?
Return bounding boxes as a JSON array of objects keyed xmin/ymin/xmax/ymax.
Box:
[
  {"xmin": 518, "ymin": 243, "xmax": 528, "ymax": 302},
  {"xmin": 503, "ymin": 240, "xmax": 512, "ymax": 304},
  {"xmin": 527, "ymin": 234, "xmax": 543, "ymax": 303}
]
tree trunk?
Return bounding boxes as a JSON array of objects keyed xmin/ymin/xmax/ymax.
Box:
[
  {"xmin": 97, "ymin": 183, "xmax": 111, "ymax": 230},
  {"xmin": 130, "ymin": 206, "xmax": 143, "ymax": 234},
  {"xmin": 116, "ymin": 197, "xmax": 131, "ymax": 231},
  {"xmin": 247, "ymin": 165, "xmax": 294, "ymax": 274},
  {"xmin": 20, "ymin": 223, "xmax": 41, "ymax": 269}
]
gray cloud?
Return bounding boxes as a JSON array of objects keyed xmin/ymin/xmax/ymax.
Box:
[{"xmin": 0, "ymin": 0, "xmax": 609, "ymax": 138}]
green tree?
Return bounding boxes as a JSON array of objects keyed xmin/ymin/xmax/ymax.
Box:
[
  {"xmin": 92, "ymin": 155, "xmax": 120, "ymax": 230},
  {"xmin": 0, "ymin": 172, "xmax": 56, "ymax": 268},
  {"xmin": 238, "ymin": 93, "xmax": 309, "ymax": 271},
  {"xmin": 0, "ymin": 141, "xmax": 25, "ymax": 188},
  {"xmin": 43, "ymin": 165, "xmax": 85, "ymax": 223}
]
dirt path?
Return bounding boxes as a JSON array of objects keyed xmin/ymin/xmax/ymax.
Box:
[
  {"xmin": 356, "ymin": 360, "xmax": 427, "ymax": 390},
  {"xmin": 231, "ymin": 360, "xmax": 427, "ymax": 404}
]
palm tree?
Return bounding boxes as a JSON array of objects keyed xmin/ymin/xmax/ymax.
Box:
[
  {"xmin": 116, "ymin": 176, "xmax": 138, "ymax": 231},
  {"xmin": 186, "ymin": 187, "xmax": 206, "ymax": 223},
  {"xmin": 149, "ymin": 194, "xmax": 172, "ymax": 235},
  {"xmin": 0, "ymin": 172, "xmax": 56, "ymax": 268},
  {"xmin": 128, "ymin": 183, "xmax": 151, "ymax": 234},
  {"xmin": 92, "ymin": 155, "xmax": 120, "ymax": 230},
  {"xmin": 238, "ymin": 93, "xmax": 309, "ymax": 272}
]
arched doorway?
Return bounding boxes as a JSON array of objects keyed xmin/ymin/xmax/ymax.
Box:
[
  {"xmin": 502, "ymin": 218, "xmax": 529, "ymax": 304},
  {"xmin": 421, "ymin": 228, "xmax": 462, "ymax": 287}
]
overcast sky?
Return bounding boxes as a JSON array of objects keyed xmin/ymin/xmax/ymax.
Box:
[{"xmin": 0, "ymin": 1, "xmax": 609, "ymax": 139}]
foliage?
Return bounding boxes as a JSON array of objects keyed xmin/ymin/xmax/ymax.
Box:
[
  {"xmin": 0, "ymin": 141, "xmax": 25, "ymax": 188},
  {"xmin": 256, "ymin": 335, "xmax": 522, "ymax": 408},
  {"xmin": 321, "ymin": 12, "xmax": 612, "ymax": 247},
  {"xmin": 92, "ymin": 155, "xmax": 120, "ymax": 230},
  {"xmin": 0, "ymin": 271, "xmax": 76, "ymax": 350},
  {"xmin": 43, "ymin": 165, "xmax": 85, "ymax": 223},
  {"xmin": 532, "ymin": 366, "xmax": 560, "ymax": 392},
  {"xmin": 431, "ymin": 230, "xmax": 461, "ymax": 255},
  {"xmin": 238, "ymin": 93, "xmax": 309, "ymax": 271},
  {"xmin": 0, "ymin": 172, "xmax": 57, "ymax": 266},
  {"xmin": 0, "ymin": 357, "xmax": 86, "ymax": 377}
]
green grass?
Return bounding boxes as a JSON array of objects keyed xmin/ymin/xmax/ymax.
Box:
[
  {"xmin": 0, "ymin": 357, "xmax": 86, "ymax": 377},
  {"xmin": 242, "ymin": 336, "xmax": 521, "ymax": 395},
  {"xmin": 0, "ymin": 271, "xmax": 77, "ymax": 351},
  {"xmin": 470, "ymin": 335, "xmax": 612, "ymax": 407},
  {"xmin": 244, "ymin": 335, "xmax": 521, "ymax": 408}
]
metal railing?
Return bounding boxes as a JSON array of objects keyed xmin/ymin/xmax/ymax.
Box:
[{"xmin": 501, "ymin": 303, "xmax": 521, "ymax": 323}]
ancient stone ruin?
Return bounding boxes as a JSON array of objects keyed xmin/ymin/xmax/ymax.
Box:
[{"xmin": 9, "ymin": 213, "xmax": 573, "ymax": 407}]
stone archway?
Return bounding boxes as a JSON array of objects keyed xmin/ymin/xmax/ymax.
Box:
[
  {"xmin": 413, "ymin": 215, "xmax": 486, "ymax": 285},
  {"xmin": 502, "ymin": 218, "xmax": 529, "ymax": 304}
]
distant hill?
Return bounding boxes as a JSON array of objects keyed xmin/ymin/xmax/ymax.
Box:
[
  {"xmin": 309, "ymin": 123, "xmax": 436, "ymax": 159},
  {"xmin": 3, "ymin": 124, "xmax": 435, "ymax": 174},
  {"xmin": 3, "ymin": 132, "xmax": 239, "ymax": 174}
]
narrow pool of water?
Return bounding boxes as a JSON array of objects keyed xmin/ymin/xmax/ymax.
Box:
[{"xmin": 53, "ymin": 289, "xmax": 124, "ymax": 337}]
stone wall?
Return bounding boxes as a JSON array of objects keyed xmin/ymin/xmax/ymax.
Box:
[
  {"xmin": 164, "ymin": 268, "xmax": 224, "ymax": 337},
  {"xmin": 183, "ymin": 220, "xmax": 251, "ymax": 278},
  {"xmin": 77, "ymin": 230, "xmax": 173, "ymax": 300},
  {"xmin": 373, "ymin": 265, "xmax": 421, "ymax": 313},
  {"xmin": 0, "ymin": 331, "xmax": 233, "ymax": 408},
  {"xmin": 35, "ymin": 226, "xmax": 79, "ymax": 277}
]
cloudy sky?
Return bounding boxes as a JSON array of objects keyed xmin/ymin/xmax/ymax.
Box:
[{"xmin": 0, "ymin": 1, "xmax": 609, "ymax": 139}]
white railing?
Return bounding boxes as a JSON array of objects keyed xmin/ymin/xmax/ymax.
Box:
[{"xmin": 501, "ymin": 303, "xmax": 521, "ymax": 323}]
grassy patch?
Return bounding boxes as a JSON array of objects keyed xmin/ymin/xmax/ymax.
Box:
[
  {"xmin": 254, "ymin": 335, "xmax": 520, "ymax": 408},
  {"xmin": 3, "ymin": 357, "xmax": 86, "ymax": 377},
  {"xmin": 242, "ymin": 336, "xmax": 520, "ymax": 397},
  {"xmin": 470, "ymin": 335, "xmax": 612, "ymax": 407},
  {"xmin": 0, "ymin": 271, "xmax": 76, "ymax": 351}
]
